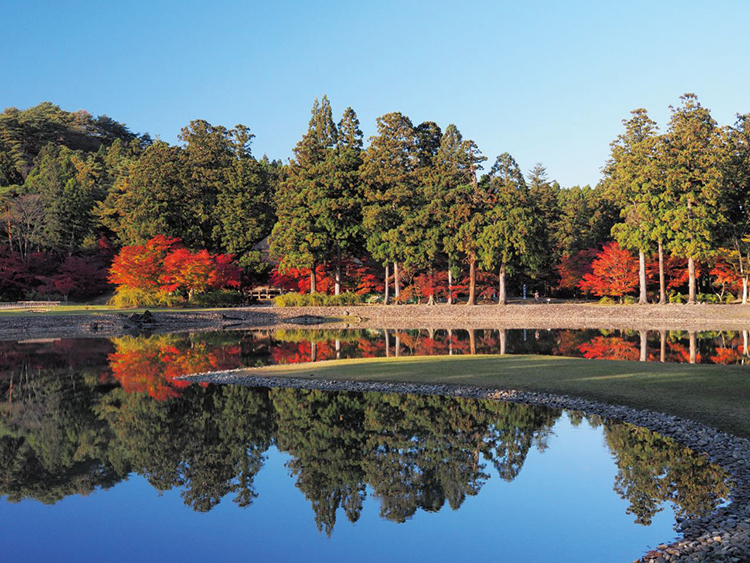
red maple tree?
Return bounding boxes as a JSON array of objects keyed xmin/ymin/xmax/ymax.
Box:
[{"xmin": 578, "ymin": 242, "xmax": 638, "ymax": 298}]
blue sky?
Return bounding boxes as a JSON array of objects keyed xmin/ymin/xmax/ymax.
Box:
[{"xmin": 2, "ymin": 0, "xmax": 749, "ymax": 187}]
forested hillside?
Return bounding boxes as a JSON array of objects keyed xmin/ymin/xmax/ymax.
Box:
[{"xmin": 1, "ymin": 95, "xmax": 748, "ymax": 306}]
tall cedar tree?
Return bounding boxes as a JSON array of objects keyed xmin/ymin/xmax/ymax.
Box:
[
  {"xmin": 213, "ymin": 125, "xmax": 276, "ymax": 277},
  {"xmin": 478, "ymin": 153, "xmax": 541, "ymax": 305},
  {"xmin": 720, "ymin": 114, "xmax": 750, "ymax": 303},
  {"xmin": 361, "ymin": 112, "xmax": 419, "ymax": 302},
  {"xmin": 526, "ymin": 163, "xmax": 561, "ymax": 293},
  {"xmin": 399, "ymin": 121, "xmax": 443, "ymax": 303},
  {"xmin": 662, "ymin": 94, "xmax": 725, "ymax": 304},
  {"xmin": 270, "ymin": 96, "xmax": 344, "ymax": 293},
  {"xmin": 604, "ymin": 109, "xmax": 662, "ymax": 304}
]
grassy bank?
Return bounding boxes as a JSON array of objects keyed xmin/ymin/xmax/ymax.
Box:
[{"xmin": 217, "ymin": 355, "xmax": 750, "ymax": 438}]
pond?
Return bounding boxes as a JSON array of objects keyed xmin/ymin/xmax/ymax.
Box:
[{"xmin": 0, "ymin": 329, "xmax": 740, "ymax": 561}]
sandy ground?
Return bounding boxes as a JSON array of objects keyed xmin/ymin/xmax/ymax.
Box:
[{"xmin": 2, "ymin": 302, "xmax": 750, "ymax": 340}]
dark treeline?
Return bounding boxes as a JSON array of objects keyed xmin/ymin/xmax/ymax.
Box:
[
  {"xmin": 2, "ymin": 94, "xmax": 749, "ymax": 304},
  {"xmin": 0, "ymin": 344, "xmax": 729, "ymax": 530}
]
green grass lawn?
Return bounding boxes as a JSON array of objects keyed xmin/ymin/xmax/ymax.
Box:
[{"xmin": 224, "ymin": 354, "xmax": 750, "ymax": 438}]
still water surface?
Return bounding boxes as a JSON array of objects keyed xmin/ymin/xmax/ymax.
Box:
[{"xmin": 0, "ymin": 329, "xmax": 737, "ymax": 562}]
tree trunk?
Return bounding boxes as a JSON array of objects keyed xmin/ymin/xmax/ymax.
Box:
[
  {"xmin": 499, "ymin": 329, "xmax": 506, "ymax": 355},
  {"xmin": 498, "ymin": 263, "xmax": 507, "ymax": 305},
  {"xmin": 310, "ymin": 260, "xmax": 317, "ymax": 294},
  {"xmin": 687, "ymin": 257, "xmax": 696, "ymax": 304},
  {"xmin": 394, "ymin": 262, "xmax": 400, "ymax": 301},
  {"xmin": 467, "ymin": 258, "xmax": 476, "ymax": 306},
  {"xmin": 384, "ymin": 263, "xmax": 390, "ymax": 305},
  {"xmin": 335, "ymin": 244, "xmax": 341, "ymax": 296},
  {"xmin": 385, "ymin": 329, "xmax": 390, "ymax": 357},
  {"xmin": 448, "ymin": 329, "xmax": 453, "ymax": 355},
  {"xmin": 335, "ymin": 339, "xmax": 341, "ymax": 360},
  {"xmin": 639, "ymin": 250, "xmax": 647, "ymax": 304},
  {"xmin": 744, "ymin": 330, "xmax": 749, "ymax": 358},
  {"xmin": 639, "ymin": 330, "xmax": 647, "ymax": 362},
  {"xmin": 311, "ymin": 341, "xmax": 317, "ymax": 362},
  {"xmin": 395, "ymin": 333, "xmax": 401, "ymax": 357},
  {"xmin": 658, "ymin": 241, "xmax": 666, "ymax": 305},
  {"xmin": 743, "ymin": 276, "xmax": 748, "ymax": 305},
  {"xmin": 427, "ymin": 265, "xmax": 435, "ymax": 305},
  {"xmin": 660, "ymin": 329, "xmax": 666, "ymax": 363},
  {"xmin": 469, "ymin": 329, "xmax": 476, "ymax": 355},
  {"xmin": 447, "ymin": 267, "xmax": 453, "ymax": 305},
  {"xmin": 689, "ymin": 331, "xmax": 697, "ymax": 364}
]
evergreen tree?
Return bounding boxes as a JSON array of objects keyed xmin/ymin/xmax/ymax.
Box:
[
  {"xmin": 361, "ymin": 112, "xmax": 419, "ymax": 302},
  {"xmin": 270, "ymin": 96, "xmax": 339, "ymax": 293},
  {"xmin": 662, "ymin": 94, "xmax": 725, "ymax": 304},
  {"xmin": 527, "ymin": 163, "xmax": 561, "ymax": 293},
  {"xmin": 604, "ymin": 109, "xmax": 661, "ymax": 304},
  {"xmin": 478, "ymin": 153, "xmax": 541, "ymax": 304}
]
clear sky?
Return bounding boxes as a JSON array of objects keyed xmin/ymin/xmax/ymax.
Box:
[{"xmin": 2, "ymin": 0, "xmax": 749, "ymax": 187}]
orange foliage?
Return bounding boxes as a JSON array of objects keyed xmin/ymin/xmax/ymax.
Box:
[
  {"xmin": 579, "ymin": 242, "xmax": 638, "ymax": 298},
  {"xmin": 578, "ymin": 336, "xmax": 640, "ymax": 361}
]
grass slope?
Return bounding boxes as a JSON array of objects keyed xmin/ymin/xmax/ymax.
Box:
[{"xmin": 226, "ymin": 355, "xmax": 750, "ymax": 438}]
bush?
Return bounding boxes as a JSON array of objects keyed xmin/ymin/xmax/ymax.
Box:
[
  {"xmin": 697, "ymin": 293, "xmax": 720, "ymax": 304},
  {"xmin": 109, "ymin": 287, "xmax": 181, "ymax": 308},
  {"xmin": 190, "ymin": 289, "xmax": 246, "ymax": 307},
  {"xmin": 668, "ymin": 292, "xmax": 686, "ymax": 304},
  {"xmin": 725, "ymin": 293, "xmax": 736, "ymax": 304},
  {"xmin": 599, "ymin": 296, "xmax": 615, "ymax": 305},
  {"xmin": 273, "ymin": 292, "xmax": 362, "ymax": 307},
  {"xmin": 622, "ymin": 296, "xmax": 636, "ymax": 305}
]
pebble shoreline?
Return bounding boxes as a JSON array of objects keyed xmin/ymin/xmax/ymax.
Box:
[{"xmin": 182, "ymin": 370, "xmax": 750, "ymax": 563}]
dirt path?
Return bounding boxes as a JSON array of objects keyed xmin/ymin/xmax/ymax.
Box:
[{"xmin": 2, "ymin": 302, "xmax": 750, "ymax": 340}]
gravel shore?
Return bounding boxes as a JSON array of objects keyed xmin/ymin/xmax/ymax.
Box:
[{"xmin": 2, "ymin": 302, "xmax": 750, "ymax": 341}]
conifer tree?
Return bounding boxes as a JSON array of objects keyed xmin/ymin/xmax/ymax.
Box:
[
  {"xmin": 721, "ymin": 114, "xmax": 750, "ymax": 303},
  {"xmin": 270, "ymin": 96, "xmax": 338, "ymax": 293},
  {"xmin": 662, "ymin": 94, "xmax": 725, "ymax": 304},
  {"xmin": 361, "ymin": 112, "xmax": 419, "ymax": 302},
  {"xmin": 604, "ymin": 109, "xmax": 661, "ymax": 304},
  {"xmin": 477, "ymin": 153, "xmax": 540, "ymax": 304}
]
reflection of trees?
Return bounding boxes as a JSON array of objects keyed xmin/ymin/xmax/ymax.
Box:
[
  {"xmin": 578, "ymin": 336, "xmax": 640, "ymax": 361},
  {"xmin": 0, "ymin": 334, "xmax": 732, "ymax": 536},
  {"xmin": 101, "ymin": 384, "xmax": 274, "ymax": 512},
  {"xmin": 604, "ymin": 422, "xmax": 729, "ymax": 525},
  {"xmin": 107, "ymin": 334, "xmax": 245, "ymax": 400},
  {"xmin": 0, "ymin": 342, "xmax": 124, "ymax": 504},
  {"xmin": 273, "ymin": 389, "xmax": 560, "ymax": 531}
]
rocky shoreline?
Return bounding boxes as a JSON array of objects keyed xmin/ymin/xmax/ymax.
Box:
[
  {"xmin": 181, "ymin": 370, "xmax": 750, "ymax": 563},
  {"xmin": 2, "ymin": 302, "xmax": 750, "ymax": 341}
]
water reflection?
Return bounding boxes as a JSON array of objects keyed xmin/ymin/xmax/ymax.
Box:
[{"xmin": 0, "ymin": 350, "xmax": 730, "ymax": 534}]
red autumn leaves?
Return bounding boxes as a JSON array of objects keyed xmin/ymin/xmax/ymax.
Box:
[{"xmin": 109, "ymin": 235, "xmax": 240, "ymax": 295}]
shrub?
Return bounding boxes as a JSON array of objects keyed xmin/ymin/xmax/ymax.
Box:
[
  {"xmin": 724, "ymin": 293, "xmax": 736, "ymax": 304},
  {"xmin": 668, "ymin": 292, "xmax": 686, "ymax": 304},
  {"xmin": 697, "ymin": 293, "xmax": 720, "ymax": 304},
  {"xmin": 190, "ymin": 289, "xmax": 246, "ymax": 307},
  {"xmin": 599, "ymin": 296, "xmax": 615, "ymax": 305},
  {"xmin": 622, "ymin": 296, "xmax": 636, "ymax": 305},
  {"xmin": 273, "ymin": 292, "xmax": 362, "ymax": 307},
  {"xmin": 109, "ymin": 287, "xmax": 181, "ymax": 308}
]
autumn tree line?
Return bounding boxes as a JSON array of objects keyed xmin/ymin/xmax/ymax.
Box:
[{"xmin": 1, "ymin": 94, "xmax": 749, "ymax": 305}]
